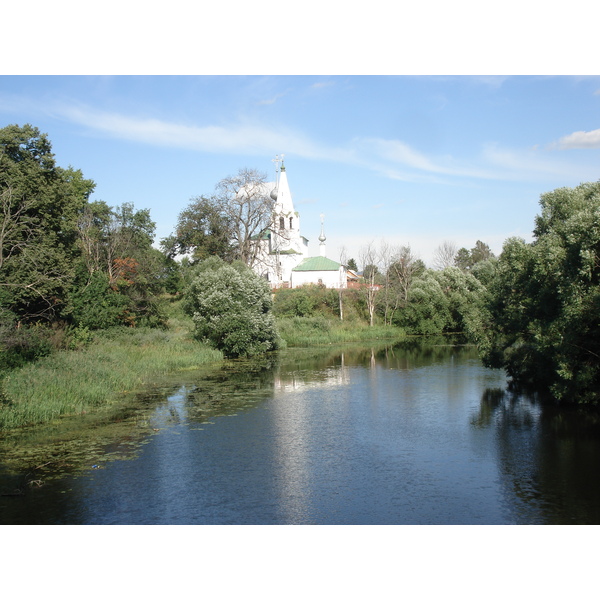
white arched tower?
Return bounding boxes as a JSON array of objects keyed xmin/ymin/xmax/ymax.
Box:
[
  {"xmin": 254, "ymin": 156, "xmax": 309, "ymax": 287},
  {"xmin": 271, "ymin": 161, "xmax": 302, "ymax": 254}
]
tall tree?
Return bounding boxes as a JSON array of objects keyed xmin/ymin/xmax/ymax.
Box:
[
  {"xmin": 387, "ymin": 245, "xmax": 422, "ymax": 316},
  {"xmin": 71, "ymin": 201, "xmax": 165, "ymax": 328},
  {"xmin": 165, "ymin": 168, "xmax": 278, "ymax": 268},
  {"xmin": 0, "ymin": 124, "xmax": 95, "ymax": 321},
  {"xmin": 455, "ymin": 240, "xmax": 494, "ymax": 271},
  {"xmin": 359, "ymin": 242, "xmax": 380, "ymax": 327},
  {"xmin": 161, "ymin": 195, "xmax": 233, "ymax": 261},
  {"xmin": 432, "ymin": 240, "xmax": 458, "ymax": 270},
  {"xmin": 215, "ymin": 168, "xmax": 276, "ymax": 268},
  {"xmin": 481, "ymin": 182, "xmax": 600, "ymax": 404}
]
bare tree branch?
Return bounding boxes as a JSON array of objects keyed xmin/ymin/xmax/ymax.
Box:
[{"xmin": 432, "ymin": 240, "xmax": 458, "ymax": 270}]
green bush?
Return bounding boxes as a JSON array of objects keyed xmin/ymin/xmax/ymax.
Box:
[
  {"xmin": 273, "ymin": 286, "xmax": 316, "ymax": 317},
  {"xmin": 273, "ymin": 285, "xmax": 340, "ymax": 318},
  {"xmin": 391, "ymin": 267, "xmax": 489, "ymax": 340},
  {"xmin": 183, "ymin": 257, "xmax": 279, "ymax": 358},
  {"xmin": 0, "ymin": 314, "xmax": 53, "ymax": 370},
  {"xmin": 69, "ymin": 271, "xmax": 132, "ymax": 329}
]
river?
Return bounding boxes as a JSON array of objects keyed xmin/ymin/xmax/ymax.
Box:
[{"xmin": 1, "ymin": 340, "xmax": 599, "ymax": 524}]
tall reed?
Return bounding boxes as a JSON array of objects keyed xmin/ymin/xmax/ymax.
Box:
[{"xmin": 0, "ymin": 325, "xmax": 222, "ymax": 430}]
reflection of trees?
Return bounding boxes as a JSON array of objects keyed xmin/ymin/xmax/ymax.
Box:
[
  {"xmin": 378, "ymin": 338, "xmax": 479, "ymax": 371},
  {"xmin": 472, "ymin": 387, "xmax": 600, "ymax": 524},
  {"xmin": 182, "ymin": 356, "xmax": 278, "ymax": 424}
]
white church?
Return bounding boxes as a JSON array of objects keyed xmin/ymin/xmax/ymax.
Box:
[{"xmin": 253, "ymin": 157, "xmax": 348, "ymax": 289}]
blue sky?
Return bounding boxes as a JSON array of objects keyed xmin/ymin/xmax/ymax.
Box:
[{"xmin": 1, "ymin": 74, "xmax": 599, "ymax": 266}]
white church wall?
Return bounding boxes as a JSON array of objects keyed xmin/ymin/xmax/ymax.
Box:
[{"xmin": 291, "ymin": 268, "xmax": 346, "ymax": 289}]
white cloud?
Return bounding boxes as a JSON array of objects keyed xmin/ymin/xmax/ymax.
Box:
[
  {"xmin": 7, "ymin": 93, "xmax": 595, "ymax": 186},
  {"xmin": 257, "ymin": 91, "xmax": 288, "ymax": 106},
  {"xmin": 311, "ymin": 81, "xmax": 336, "ymax": 90},
  {"xmin": 354, "ymin": 137, "xmax": 498, "ymax": 181},
  {"xmin": 481, "ymin": 142, "xmax": 594, "ymax": 180},
  {"xmin": 55, "ymin": 102, "xmax": 340, "ymax": 161},
  {"xmin": 361, "ymin": 138, "xmax": 440, "ymax": 172},
  {"xmin": 554, "ymin": 128, "xmax": 600, "ymax": 149}
]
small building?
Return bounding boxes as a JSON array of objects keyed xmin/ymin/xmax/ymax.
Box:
[
  {"xmin": 291, "ymin": 256, "xmax": 347, "ymax": 289},
  {"xmin": 345, "ymin": 268, "xmax": 360, "ymax": 288}
]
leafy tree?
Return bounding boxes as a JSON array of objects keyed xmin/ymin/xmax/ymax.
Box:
[
  {"xmin": 469, "ymin": 256, "xmax": 498, "ymax": 286},
  {"xmin": 71, "ymin": 201, "xmax": 166, "ymax": 328},
  {"xmin": 385, "ymin": 246, "xmax": 424, "ymax": 324},
  {"xmin": 346, "ymin": 258, "xmax": 358, "ymax": 272},
  {"xmin": 394, "ymin": 270, "xmax": 451, "ymax": 334},
  {"xmin": 161, "ymin": 195, "xmax": 233, "ymax": 261},
  {"xmin": 375, "ymin": 243, "xmax": 424, "ymax": 326},
  {"xmin": 164, "ymin": 168, "xmax": 279, "ymax": 270},
  {"xmin": 480, "ymin": 182, "xmax": 600, "ymax": 404},
  {"xmin": 393, "ymin": 267, "xmax": 487, "ymax": 338},
  {"xmin": 0, "ymin": 124, "xmax": 95, "ymax": 322},
  {"xmin": 69, "ymin": 270, "xmax": 132, "ymax": 329},
  {"xmin": 432, "ymin": 267, "xmax": 489, "ymax": 341},
  {"xmin": 455, "ymin": 240, "xmax": 495, "ymax": 272},
  {"xmin": 183, "ymin": 256, "xmax": 279, "ymax": 358}
]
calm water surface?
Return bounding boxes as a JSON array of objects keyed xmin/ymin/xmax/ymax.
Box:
[{"xmin": 2, "ymin": 341, "xmax": 599, "ymax": 524}]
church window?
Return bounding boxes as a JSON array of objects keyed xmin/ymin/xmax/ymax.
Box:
[
  {"xmin": 289, "ymin": 217, "xmax": 293, "ymax": 229},
  {"xmin": 279, "ymin": 216, "xmax": 285, "ymax": 229}
]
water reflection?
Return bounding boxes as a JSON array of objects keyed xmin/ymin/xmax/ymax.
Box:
[
  {"xmin": 472, "ymin": 388, "xmax": 600, "ymax": 524},
  {"xmin": 2, "ymin": 340, "xmax": 600, "ymax": 524}
]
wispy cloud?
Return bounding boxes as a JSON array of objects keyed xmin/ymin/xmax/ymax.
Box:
[
  {"xmin": 552, "ymin": 128, "xmax": 600, "ymax": 149},
  {"xmin": 469, "ymin": 75, "xmax": 509, "ymax": 88},
  {"xmin": 356, "ymin": 136, "xmax": 596, "ymax": 184},
  {"xmin": 354, "ymin": 137, "xmax": 497, "ymax": 181},
  {"xmin": 311, "ymin": 81, "xmax": 335, "ymax": 90},
  {"xmin": 257, "ymin": 91, "xmax": 288, "ymax": 106},
  {"xmin": 3, "ymin": 92, "xmax": 594, "ymax": 186},
  {"xmin": 56, "ymin": 101, "xmax": 332, "ymax": 159},
  {"xmin": 480, "ymin": 141, "xmax": 597, "ymax": 180}
]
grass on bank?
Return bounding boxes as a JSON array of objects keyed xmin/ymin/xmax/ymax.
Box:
[
  {"xmin": 0, "ymin": 301, "xmax": 406, "ymax": 430},
  {"xmin": 0, "ymin": 310, "xmax": 222, "ymax": 430},
  {"xmin": 276, "ymin": 316, "xmax": 407, "ymax": 347}
]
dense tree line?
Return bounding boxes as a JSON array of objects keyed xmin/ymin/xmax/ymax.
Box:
[
  {"xmin": 275, "ymin": 190, "xmax": 600, "ymax": 407},
  {"xmin": 0, "ymin": 124, "xmax": 173, "ymax": 369},
  {"xmin": 479, "ymin": 182, "xmax": 600, "ymax": 405},
  {"xmin": 274, "ymin": 249, "xmax": 493, "ymax": 340}
]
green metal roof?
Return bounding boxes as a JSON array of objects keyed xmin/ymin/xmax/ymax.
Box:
[
  {"xmin": 292, "ymin": 256, "xmax": 342, "ymax": 272},
  {"xmin": 270, "ymin": 248, "xmax": 302, "ymax": 255}
]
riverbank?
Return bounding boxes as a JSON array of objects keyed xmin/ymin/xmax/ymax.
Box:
[
  {"xmin": 0, "ymin": 313, "xmax": 223, "ymax": 430},
  {"xmin": 276, "ymin": 316, "xmax": 407, "ymax": 347},
  {"xmin": 0, "ymin": 305, "xmax": 406, "ymax": 430}
]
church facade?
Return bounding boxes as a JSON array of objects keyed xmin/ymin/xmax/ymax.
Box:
[{"xmin": 253, "ymin": 159, "xmax": 347, "ymax": 289}]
